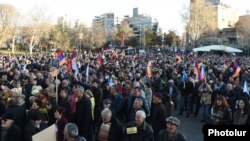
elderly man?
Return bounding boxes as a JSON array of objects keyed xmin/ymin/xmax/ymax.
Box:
[
  {"xmin": 124, "ymin": 110, "xmax": 154, "ymax": 141},
  {"xmin": 157, "ymin": 116, "xmax": 186, "ymax": 141},
  {"xmin": 96, "ymin": 108, "xmax": 123, "ymax": 141},
  {"xmin": 74, "ymin": 86, "xmax": 93, "ymax": 141},
  {"xmin": 63, "ymin": 123, "xmax": 86, "ymax": 141},
  {"xmin": 127, "ymin": 85, "xmax": 149, "ymax": 116}
]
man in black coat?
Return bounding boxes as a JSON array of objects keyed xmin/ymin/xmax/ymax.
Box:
[
  {"xmin": 24, "ymin": 112, "xmax": 47, "ymax": 141},
  {"xmin": 124, "ymin": 110, "xmax": 154, "ymax": 141},
  {"xmin": 74, "ymin": 85, "xmax": 93, "ymax": 141},
  {"xmin": 0, "ymin": 113, "xmax": 22, "ymax": 141},
  {"xmin": 151, "ymin": 93, "xmax": 167, "ymax": 139}
]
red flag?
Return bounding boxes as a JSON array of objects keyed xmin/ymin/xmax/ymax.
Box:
[
  {"xmin": 66, "ymin": 51, "xmax": 76, "ymax": 72},
  {"xmin": 120, "ymin": 32, "xmax": 124, "ymax": 48}
]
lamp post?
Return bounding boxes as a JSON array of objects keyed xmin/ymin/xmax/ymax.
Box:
[{"xmin": 79, "ymin": 33, "xmax": 83, "ymax": 54}]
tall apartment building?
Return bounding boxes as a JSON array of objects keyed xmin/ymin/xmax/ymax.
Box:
[
  {"xmin": 123, "ymin": 8, "xmax": 158, "ymax": 36},
  {"xmin": 92, "ymin": 13, "xmax": 115, "ymax": 39},
  {"xmin": 213, "ymin": 4, "xmax": 239, "ymax": 29},
  {"xmin": 57, "ymin": 15, "xmax": 81, "ymax": 29},
  {"xmin": 191, "ymin": 0, "xmax": 239, "ymax": 30}
]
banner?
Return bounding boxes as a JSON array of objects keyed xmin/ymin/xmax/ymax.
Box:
[{"xmin": 32, "ymin": 124, "xmax": 56, "ymax": 141}]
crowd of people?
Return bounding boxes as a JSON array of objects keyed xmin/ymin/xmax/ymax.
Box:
[{"xmin": 0, "ymin": 49, "xmax": 249, "ymax": 141}]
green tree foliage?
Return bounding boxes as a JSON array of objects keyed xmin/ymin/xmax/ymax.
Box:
[
  {"xmin": 164, "ymin": 30, "xmax": 181, "ymax": 47},
  {"xmin": 144, "ymin": 28, "xmax": 162, "ymax": 48},
  {"xmin": 126, "ymin": 36, "xmax": 138, "ymax": 47}
]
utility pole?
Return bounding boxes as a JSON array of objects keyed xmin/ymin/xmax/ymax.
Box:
[
  {"xmin": 140, "ymin": 26, "xmax": 142, "ymax": 49},
  {"xmin": 143, "ymin": 25, "xmax": 145, "ymax": 49}
]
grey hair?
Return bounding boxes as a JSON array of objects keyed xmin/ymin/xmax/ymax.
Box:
[
  {"xmin": 134, "ymin": 98, "xmax": 143, "ymax": 106},
  {"xmin": 77, "ymin": 85, "xmax": 85, "ymax": 94},
  {"xmin": 136, "ymin": 110, "xmax": 146, "ymax": 119},
  {"xmin": 64, "ymin": 123, "xmax": 79, "ymax": 138},
  {"xmin": 101, "ymin": 108, "xmax": 112, "ymax": 118}
]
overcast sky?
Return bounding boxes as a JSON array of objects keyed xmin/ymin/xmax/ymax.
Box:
[{"xmin": 1, "ymin": 0, "xmax": 249, "ymax": 34}]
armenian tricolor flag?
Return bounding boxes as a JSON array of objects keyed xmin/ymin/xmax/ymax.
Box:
[
  {"xmin": 176, "ymin": 49, "xmax": 182, "ymax": 63},
  {"xmin": 57, "ymin": 49, "xmax": 67, "ymax": 66},
  {"xmin": 232, "ymin": 61, "xmax": 241, "ymax": 78},
  {"xmin": 194, "ymin": 56, "xmax": 201, "ymax": 81},
  {"xmin": 97, "ymin": 53, "xmax": 103, "ymax": 68},
  {"xmin": 66, "ymin": 51, "xmax": 78, "ymax": 76}
]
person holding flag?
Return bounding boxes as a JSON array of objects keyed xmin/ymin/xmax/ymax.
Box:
[
  {"xmin": 178, "ymin": 70, "xmax": 195, "ymax": 117},
  {"xmin": 57, "ymin": 49, "xmax": 67, "ymax": 67},
  {"xmin": 232, "ymin": 60, "xmax": 241, "ymax": 78}
]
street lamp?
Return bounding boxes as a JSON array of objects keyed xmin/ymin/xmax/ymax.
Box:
[{"xmin": 79, "ymin": 33, "xmax": 83, "ymax": 54}]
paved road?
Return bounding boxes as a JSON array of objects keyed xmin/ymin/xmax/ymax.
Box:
[{"xmin": 172, "ymin": 110, "xmax": 204, "ymax": 141}]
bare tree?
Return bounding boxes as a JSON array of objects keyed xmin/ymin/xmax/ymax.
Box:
[
  {"xmin": 90, "ymin": 26, "xmax": 106, "ymax": 49},
  {"xmin": 111, "ymin": 22, "xmax": 134, "ymax": 43},
  {"xmin": 183, "ymin": 0, "xmax": 216, "ymax": 47},
  {"xmin": 70, "ymin": 24, "xmax": 89, "ymax": 52},
  {"xmin": 50, "ymin": 25, "xmax": 71, "ymax": 51},
  {"xmin": 24, "ymin": 7, "xmax": 51, "ymax": 54},
  {"xmin": 0, "ymin": 4, "xmax": 19, "ymax": 48}
]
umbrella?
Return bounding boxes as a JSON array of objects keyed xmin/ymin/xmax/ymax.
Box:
[{"xmin": 192, "ymin": 45, "xmax": 242, "ymax": 53}]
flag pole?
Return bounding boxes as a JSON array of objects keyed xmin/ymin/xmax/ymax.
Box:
[{"xmin": 55, "ymin": 70, "xmax": 58, "ymax": 105}]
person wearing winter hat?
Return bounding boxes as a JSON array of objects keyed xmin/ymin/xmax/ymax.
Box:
[{"xmin": 156, "ymin": 116, "xmax": 186, "ymax": 141}]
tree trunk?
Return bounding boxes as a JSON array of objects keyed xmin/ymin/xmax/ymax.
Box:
[
  {"xmin": 29, "ymin": 44, "xmax": 33, "ymax": 55},
  {"xmin": 29, "ymin": 35, "xmax": 35, "ymax": 55}
]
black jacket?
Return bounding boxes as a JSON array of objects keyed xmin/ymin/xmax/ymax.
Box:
[
  {"xmin": 24, "ymin": 121, "xmax": 47, "ymax": 141},
  {"xmin": 157, "ymin": 129, "xmax": 186, "ymax": 141},
  {"xmin": 96, "ymin": 117, "xmax": 123, "ymax": 141},
  {"xmin": 124, "ymin": 121, "xmax": 154, "ymax": 141},
  {"xmin": 151, "ymin": 103, "xmax": 167, "ymax": 136},
  {"xmin": 74, "ymin": 95, "xmax": 92, "ymax": 137},
  {"xmin": 0, "ymin": 124, "xmax": 21, "ymax": 141}
]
